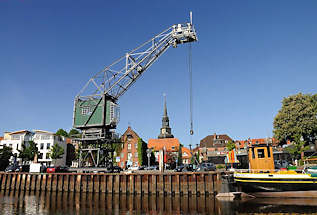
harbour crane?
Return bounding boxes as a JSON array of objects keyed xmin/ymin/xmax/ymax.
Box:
[{"xmin": 73, "ymin": 14, "xmax": 197, "ymax": 167}]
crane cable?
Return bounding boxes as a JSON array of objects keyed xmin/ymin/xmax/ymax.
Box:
[{"xmin": 189, "ymin": 42, "xmax": 194, "ymax": 136}]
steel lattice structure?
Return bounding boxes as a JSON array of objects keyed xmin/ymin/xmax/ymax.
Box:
[
  {"xmin": 73, "ymin": 14, "xmax": 197, "ymax": 168},
  {"xmin": 76, "ymin": 22, "xmax": 197, "ymax": 102}
]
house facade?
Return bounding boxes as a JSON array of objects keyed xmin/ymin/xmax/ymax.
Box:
[
  {"xmin": 33, "ymin": 130, "xmax": 67, "ymax": 166},
  {"xmin": 117, "ymin": 126, "xmax": 141, "ymax": 169},
  {"xmin": 0, "ymin": 130, "xmax": 33, "ymax": 160},
  {"xmin": 198, "ymin": 133, "xmax": 234, "ymax": 163},
  {"xmin": 0, "ymin": 130, "xmax": 67, "ymax": 166}
]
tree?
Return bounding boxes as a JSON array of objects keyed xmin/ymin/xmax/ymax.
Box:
[
  {"xmin": 18, "ymin": 141, "xmax": 38, "ymax": 162},
  {"xmin": 285, "ymin": 133, "xmax": 310, "ymax": 163},
  {"xmin": 56, "ymin": 128, "xmax": 69, "ymax": 137},
  {"xmin": 112, "ymin": 138, "xmax": 123, "ymax": 164},
  {"xmin": 137, "ymin": 138, "xmax": 147, "ymax": 166},
  {"xmin": 273, "ymin": 93, "xmax": 317, "ymax": 144},
  {"xmin": 226, "ymin": 140, "xmax": 236, "ymax": 151},
  {"xmin": 48, "ymin": 143, "xmax": 64, "ymax": 164},
  {"xmin": 68, "ymin": 129, "xmax": 81, "ymax": 137},
  {"xmin": 0, "ymin": 146, "xmax": 13, "ymax": 170}
]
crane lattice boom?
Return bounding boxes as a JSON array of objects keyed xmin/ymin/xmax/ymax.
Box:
[{"xmin": 76, "ymin": 22, "xmax": 197, "ymax": 101}]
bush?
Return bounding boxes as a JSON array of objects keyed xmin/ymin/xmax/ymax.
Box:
[{"xmin": 216, "ymin": 164, "xmax": 225, "ymax": 169}]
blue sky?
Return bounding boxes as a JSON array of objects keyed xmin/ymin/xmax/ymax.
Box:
[{"xmin": 1, "ymin": 1, "xmax": 316, "ymax": 147}]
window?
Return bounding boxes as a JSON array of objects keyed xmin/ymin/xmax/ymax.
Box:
[
  {"xmin": 257, "ymin": 149, "xmax": 265, "ymax": 158},
  {"xmin": 135, "ymin": 153, "xmax": 138, "ymax": 158},
  {"xmin": 38, "ymin": 153, "xmax": 43, "ymax": 159},
  {"xmin": 47, "ymin": 143, "xmax": 51, "ymax": 149},
  {"xmin": 81, "ymin": 106, "xmax": 92, "ymax": 115},
  {"xmin": 121, "ymin": 153, "xmax": 124, "ymax": 158},
  {"xmin": 135, "ymin": 143, "xmax": 138, "ymax": 149},
  {"xmin": 40, "ymin": 143, "xmax": 44, "ymax": 150},
  {"xmin": 41, "ymin": 135, "xmax": 50, "ymax": 140},
  {"xmin": 171, "ymin": 146, "xmax": 175, "ymax": 150},
  {"xmin": 267, "ymin": 146, "xmax": 271, "ymax": 157},
  {"xmin": 11, "ymin": 134, "xmax": 20, "ymax": 140},
  {"xmin": 128, "ymin": 144, "xmax": 131, "ymax": 150},
  {"xmin": 128, "ymin": 153, "xmax": 132, "ymax": 160}
]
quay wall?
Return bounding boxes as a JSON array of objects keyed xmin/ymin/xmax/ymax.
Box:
[{"xmin": 0, "ymin": 172, "xmax": 224, "ymax": 195}]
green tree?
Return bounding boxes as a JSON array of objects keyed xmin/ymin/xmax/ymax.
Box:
[
  {"xmin": 112, "ymin": 139, "xmax": 123, "ymax": 164},
  {"xmin": 48, "ymin": 143, "xmax": 64, "ymax": 164},
  {"xmin": 0, "ymin": 146, "xmax": 13, "ymax": 170},
  {"xmin": 285, "ymin": 133, "xmax": 310, "ymax": 163},
  {"xmin": 226, "ymin": 140, "xmax": 236, "ymax": 151},
  {"xmin": 56, "ymin": 128, "xmax": 69, "ymax": 137},
  {"xmin": 137, "ymin": 138, "xmax": 147, "ymax": 166},
  {"xmin": 273, "ymin": 93, "xmax": 317, "ymax": 144},
  {"xmin": 18, "ymin": 141, "xmax": 38, "ymax": 162},
  {"xmin": 68, "ymin": 129, "xmax": 80, "ymax": 137}
]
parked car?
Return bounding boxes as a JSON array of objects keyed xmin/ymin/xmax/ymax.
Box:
[
  {"xmin": 5, "ymin": 164, "xmax": 21, "ymax": 172},
  {"xmin": 46, "ymin": 166, "xmax": 69, "ymax": 173},
  {"xmin": 46, "ymin": 166, "xmax": 57, "ymax": 173},
  {"xmin": 144, "ymin": 166, "xmax": 159, "ymax": 171},
  {"xmin": 274, "ymin": 160, "xmax": 289, "ymax": 169},
  {"xmin": 196, "ymin": 163, "xmax": 216, "ymax": 172},
  {"xmin": 106, "ymin": 166, "xmax": 123, "ymax": 173},
  {"xmin": 128, "ymin": 166, "xmax": 139, "ymax": 171},
  {"xmin": 138, "ymin": 166, "xmax": 146, "ymax": 170},
  {"xmin": 174, "ymin": 164, "xmax": 194, "ymax": 172},
  {"xmin": 21, "ymin": 165, "xmax": 30, "ymax": 172}
]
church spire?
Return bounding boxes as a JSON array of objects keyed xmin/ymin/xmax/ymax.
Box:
[
  {"xmin": 163, "ymin": 94, "xmax": 168, "ymax": 117},
  {"xmin": 158, "ymin": 94, "xmax": 174, "ymax": 139}
]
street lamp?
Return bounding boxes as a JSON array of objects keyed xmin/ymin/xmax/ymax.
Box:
[
  {"xmin": 146, "ymin": 148, "xmax": 152, "ymax": 168},
  {"xmin": 196, "ymin": 143, "xmax": 199, "ymax": 163}
]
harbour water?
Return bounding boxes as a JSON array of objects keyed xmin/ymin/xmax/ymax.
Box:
[{"xmin": 1, "ymin": 191, "xmax": 317, "ymax": 214}]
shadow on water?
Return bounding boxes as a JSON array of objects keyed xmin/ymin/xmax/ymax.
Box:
[{"xmin": 1, "ymin": 190, "xmax": 317, "ymax": 214}]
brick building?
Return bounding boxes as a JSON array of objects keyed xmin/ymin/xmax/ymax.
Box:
[
  {"xmin": 117, "ymin": 126, "xmax": 141, "ymax": 169},
  {"xmin": 198, "ymin": 133, "xmax": 234, "ymax": 163}
]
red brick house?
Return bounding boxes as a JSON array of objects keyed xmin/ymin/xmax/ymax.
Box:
[{"xmin": 117, "ymin": 126, "xmax": 141, "ymax": 169}]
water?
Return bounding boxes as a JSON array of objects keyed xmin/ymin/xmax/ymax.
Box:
[{"xmin": 1, "ymin": 191, "xmax": 317, "ymax": 214}]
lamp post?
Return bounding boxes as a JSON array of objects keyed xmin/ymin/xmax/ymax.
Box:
[
  {"xmin": 189, "ymin": 144, "xmax": 192, "ymax": 164},
  {"xmin": 196, "ymin": 143, "xmax": 199, "ymax": 163},
  {"xmin": 146, "ymin": 148, "xmax": 152, "ymax": 168}
]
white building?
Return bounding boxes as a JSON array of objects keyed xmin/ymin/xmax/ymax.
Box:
[
  {"xmin": 0, "ymin": 130, "xmax": 67, "ymax": 166},
  {"xmin": 0, "ymin": 130, "xmax": 33, "ymax": 158},
  {"xmin": 33, "ymin": 130, "xmax": 67, "ymax": 166}
]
